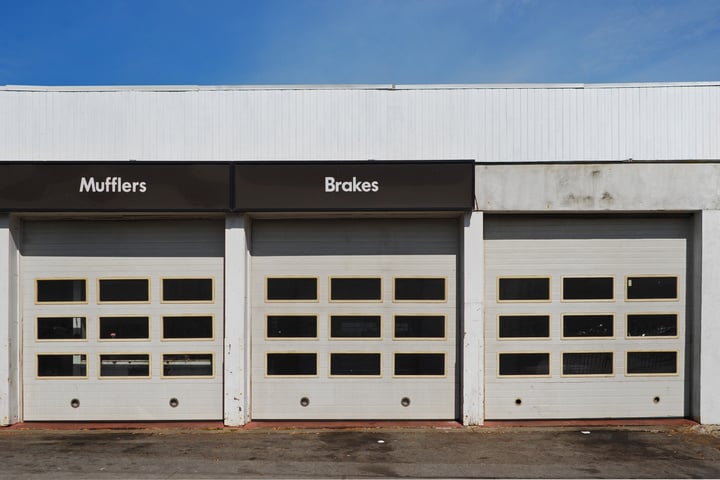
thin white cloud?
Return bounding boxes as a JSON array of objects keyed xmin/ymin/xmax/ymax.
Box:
[
  {"xmin": 1, "ymin": 0, "xmax": 718, "ymax": 85},
  {"xmin": 579, "ymin": 0, "xmax": 720, "ymax": 79}
]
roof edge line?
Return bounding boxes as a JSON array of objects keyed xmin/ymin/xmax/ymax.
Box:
[{"xmin": 3, "ymin": 81, "xmax": 720, "ymax": 92}]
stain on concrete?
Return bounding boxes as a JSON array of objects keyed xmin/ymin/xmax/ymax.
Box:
[
  {"xmin": 564, "ymin": 193, "xmax": 595, "ymax": 207},
  {"xmin": 1, "ymin": 426, "xmax": 719, "ymax": 479}
]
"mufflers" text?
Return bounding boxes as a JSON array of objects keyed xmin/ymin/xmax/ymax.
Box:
[{"xmin": 79, "ymin": 177, "xmax": 148, "ymax": 193}]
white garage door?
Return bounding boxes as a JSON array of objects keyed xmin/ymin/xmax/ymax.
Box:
[
  {"xmin": 485, "ymin": 216, "xmax": 688, "ymax": 420},
  {"xmin": 22, "ymin": 220, "xmax": 224, "ymax": 421},
  {"xmin": 250, "ymin": 219, "xmax": 458, "ymax": 420}
]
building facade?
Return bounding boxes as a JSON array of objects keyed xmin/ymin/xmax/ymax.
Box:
[{"xmin": 1, "ymin": 83, "xmax": 719, "ymax": 425}]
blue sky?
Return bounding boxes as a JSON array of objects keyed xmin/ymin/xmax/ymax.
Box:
[{"xmin": 1, "ymin": 0, "xmax": 719, "ymax": 86}]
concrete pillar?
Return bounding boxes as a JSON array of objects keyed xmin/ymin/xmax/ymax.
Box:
[
  {"xmin": 0, "ymin": 214, "xmax": 20, "ymax": 425},
  {"xmin": 699, "ymin": 210, "xmax": 720, "ymax": 423},
  {"xmin": 224, "ymin": 214, "xmax": 249, "ymax": 425},
  {"xmin": 462, "ymin": 211, "xmax": 484, "ymax": 425}
]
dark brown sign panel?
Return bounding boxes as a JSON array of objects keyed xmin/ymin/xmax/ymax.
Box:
[
  {"xmin": 0, "ymin": 161, "xmax": 474, "ymax": 212},
  {"xmin": 0, "ymin": 163, "xmax": 230, "ymax": 211},
  {"xmin": 234, "ymin": 161, "xmax": 475, "ymax": 211}
]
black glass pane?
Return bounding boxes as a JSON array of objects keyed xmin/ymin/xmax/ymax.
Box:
[
  {"xmin": 37, "ymin": 354, "xmax": 87, "ymax": 377},
  {"xmin": 37, "ymin": 317, "xmax": 86, "ymax": 340},
  {"xmin": 563, "ymin": 352, "xmax": 613, "ymax": 375},
  {"xmin": 499, "ymin": 353, "xmax": 549, "ymax": 376},
  {"xmin": 267, "ymin": 278, "xmax": 317, "ymax": 301},
  {"xmin": 163, "ymin": 354, "xmax": 213, "ymax": 376},
  {"xmin": 627, "ymin": 351, "xmax": 677, "ymax": 374},
  {"xmin": 100, "ymin": 354, "xmax": 150, "ymax": 377},
  {"xmin": 331, "ymin": 278, "xmax": 381, "ymax": 301},
  {"xmin": 394, "ymin": 315, "xmax": 445, "ymax": 338},
  {"xmin": 563, "ymin": 277, "xmax": 614, "ymax": 300},
  {"xmin": 331, "ymin": 316, "xmax": 381, "ymax": 338},
  {"xmin": 498, "ymin": 315, "xmax": 550, "ymax": 338},
  {"xmin": 498, "ymin": 278, "xmax": 549, "ymax": 301},
  {"xmin": 627, "ymin": 314, "xmax": 678, "ymax": 337},
  {"xmin": 267, "ymin": 315, "xmax": 317, "ymax": 338},
  {"xmin": 267, "ymin": 353, "xmax": 317, "ymax": 375},
  {"xmin": 330, "ymin": 353, "xmax": 381, "ymax": 376},
  {"xmin": 627, "ymin": 276, "xmax": 678, "ymax": 300},
  {"xmin": 394, "ymin": 278, "xmax": 446, "ymax": 301},
  {"xmin": 394, "ymin": 353, "xmax": 445, "ymax": 376},
  {"xmin": 99, "ymin": 279, "xmax": 149, "ymax": 302},
  {"xmin": 563, "ymin": 315, "xmax": 614, "ymax": 337},
  {"xmin": 163, "ymin": 278, "xmax": 213, "ymax": 301},
  {"xmin": 37, "ymin": 279, "xmax": 86, "ymax": 302},
  {"xmin": 99, "ymin": 317, "xmax": 149, "ymax": 339},
  {"xmin": 163, "ymin": 316, "xmax": 214, "ymax": 339}
]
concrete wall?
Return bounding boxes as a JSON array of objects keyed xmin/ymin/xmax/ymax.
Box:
[
  {"xmin": 223, "ymin": 215, "xmax": 249, "ymax": 425},
  {"xmin": 699, "ymin": 211, "xmax": 720, "ymax": 423},
  {"xmin": 0, "ymin": 215, "xmax": 20, "ymax": 425},
  {"xmin": 476, "ymin": 163, "xmax": 720, "ymax": 212},
  {"xmin": 462, "ymin": 211, "xmax": 484, "ymax": 425}
]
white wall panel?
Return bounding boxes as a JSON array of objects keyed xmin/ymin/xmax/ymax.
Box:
[{"xmin": 1, "ymin": 83, "xmax": 718, "ymax": 162}]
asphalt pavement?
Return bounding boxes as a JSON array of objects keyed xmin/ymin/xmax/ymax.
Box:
[{"xmin": 1, "ymin": 424, "xmax": 720, "ymax": 479}]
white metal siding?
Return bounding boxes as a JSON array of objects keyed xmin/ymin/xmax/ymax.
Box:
[
  {"xmin": 484, "ymin": 216, "xmax": 688, "ymax": 419},
  {"xmin": 1, "ymin": 84, "xmax": 719, "ymax": 162},
  {"xmin": 21, "ymin": 220, "xmax": 224, "ymax": 421},
  {"xmin": 250, "ymin": 219, "xmax": 458, "ymax": 420}
]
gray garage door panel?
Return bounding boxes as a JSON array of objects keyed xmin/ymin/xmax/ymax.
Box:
[
  {"xmin": 251, "ymin": 219, "xmax": 458, "ymax": 420},
  {"xmin": 22, "ymin": 220, "xmax": 224, "ymax": 421},
  {"xmin": 485, "ymin": 216, "xmax": 688, "ymax": 420}
]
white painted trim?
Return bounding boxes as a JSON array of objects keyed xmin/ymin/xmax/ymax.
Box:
[
  {"xmin": 700, "ymin": 211, "xmax": 720, "ymax": 423},
  {"xmin": 223, "ymin": 214, "xmax": 249, "ymax": 425},
  {"xmin": 462, "ymin": 211, "xmax": 484, "ymax": 425}
]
